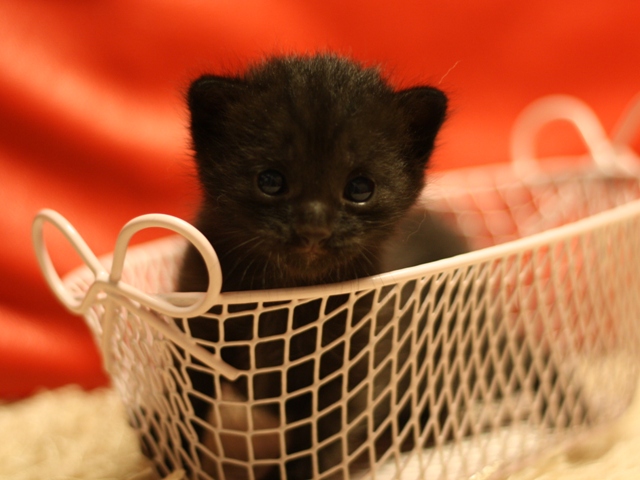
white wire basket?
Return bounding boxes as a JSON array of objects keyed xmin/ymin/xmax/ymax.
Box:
[{"xmin": 33, "ymin": 94, "xmax": 640, "ymax": 480}]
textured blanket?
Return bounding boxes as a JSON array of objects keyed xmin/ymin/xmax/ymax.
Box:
[{"xmin": 1, "ymin": 385, "xmax": 639, "ymax": 479}]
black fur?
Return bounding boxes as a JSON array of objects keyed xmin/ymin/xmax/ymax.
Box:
[{"xmin": 180, "ymin": 54, "xmax": 448, "ymax": 293}]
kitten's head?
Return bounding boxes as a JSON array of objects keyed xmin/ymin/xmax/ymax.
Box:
[{"xmin": 188, "ymin": 55, "xmax": 447, "ymax": 288}]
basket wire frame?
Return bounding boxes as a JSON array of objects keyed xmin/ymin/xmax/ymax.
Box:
[{"xmin": 33, "ymin": 94, "xmax": 640, "ymax": 480}]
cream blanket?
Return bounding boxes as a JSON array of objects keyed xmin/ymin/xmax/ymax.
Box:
[{"xmin": 1, "ymin": 386, "xmax": 639, "ymax": 480}]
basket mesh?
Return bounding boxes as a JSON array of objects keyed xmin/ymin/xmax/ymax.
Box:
[{"xmin": 64, "ymin": 169, "xmax": 640, "ymax": 480}]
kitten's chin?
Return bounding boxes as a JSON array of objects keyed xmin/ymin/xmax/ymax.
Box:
[
  {"xmin": 295, "ymin": 243, "xmax": 325, "ymax": 260},
  {"xmin": 281, "ymin": 245, "xmax": 371, "ymax": 286},
  {"xmin": 286, "ymin": 246, "xmax": 333, "ymax": 276}
]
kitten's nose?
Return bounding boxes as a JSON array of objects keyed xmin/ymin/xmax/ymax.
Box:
[
  {"xmin": 296, "ymin": 225, "xmax": 332, "ymax": 246},
  {"xmin": 295, "ymin": 201, "xmax": 333, "ymax": 246}
]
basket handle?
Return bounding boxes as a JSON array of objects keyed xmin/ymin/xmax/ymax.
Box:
[
  {"xmin": 32, "ymin": 209, "xmax": 241, "ymax": 381},
  {"xmin": 32, "ymin": 209, "xmax": 109, "ymax": 314},
  {"xmin": 612, "ymin": 91, "xmax": 640, "ymax": 152},
  {"xmin": 32, "ymin": 209, "xmax": 223, "ymax": 316},
  {"xmin": 510, "ymin": 94, "xmax": 640, "ymax": 176}
]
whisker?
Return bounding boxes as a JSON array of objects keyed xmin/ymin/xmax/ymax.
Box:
[
  {"xmin": 220, "ymin": 235, "xmax": 263, "ymax": 258},
  {"xmin": 224, "ymin": 239, "xmax": 266, "ymax": 281},
  {"xmin": 239, "ymin": 257, "xmax": 259, "ymax": 288},
  {"xmin": 261, "ymin": 252, "xmax": 272, "ymax": 289}
]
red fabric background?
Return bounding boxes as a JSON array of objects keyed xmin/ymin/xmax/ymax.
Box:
[{"xmin": 1, "ymin": 1, "xmax": 638, "ymax": 398}]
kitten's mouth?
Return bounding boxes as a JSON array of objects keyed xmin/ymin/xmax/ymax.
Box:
[
  {"xmin": 291, "ymin": 243, "xmax": 328, "ymax": 265},
  {"xmin": 298, "ymin": 243, "xmax": 325, "ymax": 256},
  {"xmin": 276, "ymin": 240, "xmax": 368, "ymax": 284},
  {"xmin": 278, "ymin": 235, "xmax": 362, "ymax": 281},
  {"xmin": 284, "ymin": 239, "xmax": 338, "ymax": 271},
  {"xmin": 288, "ymin": 231, "xmax": 332, "ymax": 258}
]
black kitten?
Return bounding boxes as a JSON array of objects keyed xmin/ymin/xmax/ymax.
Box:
[
  {"xmin": 177, "ymin": 54, "xmax": 458, "ymax": 479},
  {"xmin": 180, "ymin": 54, "xmax": 449, "ymax": 293}
]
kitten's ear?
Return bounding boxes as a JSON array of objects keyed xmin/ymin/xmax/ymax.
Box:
[
  {"xmin": 396, "ymin": 86, "xmax": 448, "ymax": 163},
  {"xmin": 188, "ymin": 75, "xmax": 247, "ymax": 153}
]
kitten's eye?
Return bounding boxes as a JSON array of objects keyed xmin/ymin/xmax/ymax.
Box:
[
  {"xmin": 344, "ymin": 176, "xmax": 375, "ymax": 203},
  {"xmin": 257, "ymin": 169, "xmax": 286, "ymax": 195}
]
